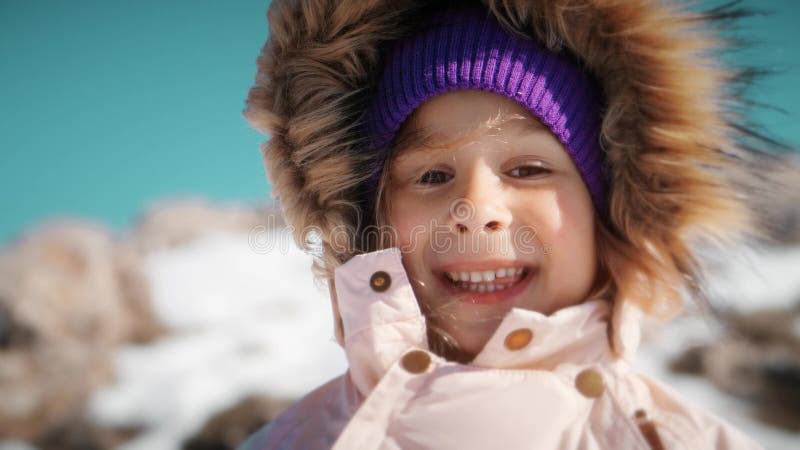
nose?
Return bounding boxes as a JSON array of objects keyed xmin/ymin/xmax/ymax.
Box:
[{"xmin": 449, "ymin": 164, "xmax": 512, "ymax": 233}]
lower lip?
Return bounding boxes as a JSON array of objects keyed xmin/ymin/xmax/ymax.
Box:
[{"xmin": 439, "ymin": 270, "xmax": 535, "ymax": 305}]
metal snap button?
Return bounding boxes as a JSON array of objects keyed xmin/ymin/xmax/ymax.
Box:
[
  {"xmin": 369, "ymin": 271, "xmax": 391, "ymax": 292},
  {"xmin": 503, "ymin": 328, "xmax": 533, "ymax": 351},
  {"xmin": 575, "ymin": 368, "xmax": 605, "ymax": 398},
  {"xmin": 401, "ymin": 350, "xmax": 431, "ymax": 374}
]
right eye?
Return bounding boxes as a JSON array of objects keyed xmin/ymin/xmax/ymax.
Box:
[{"xmin": 417, "ymin": 169, "xmax": 453, "ymax": 185}]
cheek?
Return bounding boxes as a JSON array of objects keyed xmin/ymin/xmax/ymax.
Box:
[
  {"xmin": 518, "ymin": 184, "xmax": 595, "ymax": 272},
  {"xmin": 513, "ymin": 190, "xmax": 575, "ymax": 250},
  {"xmin": 547, "ymin": 185, "xmax": 597, "ymax": 281},
  {"xmin": 390, "ymin": 197, "xmax": 425, "ymax": 248},
  {"xmin": 388, "ymin": 196, "xmax": 441, "ymax": 297},
  {"xmin": 387, "ymin": 193, "xmax": 436, "ymax": 273}
]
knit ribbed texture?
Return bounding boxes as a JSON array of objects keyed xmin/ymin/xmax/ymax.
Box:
[{"xmin": 364, "ymin": 3, "xmax": 608, "ymax": 214}]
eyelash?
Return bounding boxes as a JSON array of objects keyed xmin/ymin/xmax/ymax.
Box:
[
  {"xmin": 415, "ymin": 163, "xmax": 550, "ymax": 185},
  {"xmin": 507, "ymin": 164, "xmax": 550, "ymax": 178},
  {"xmin": 417, "ymin": 170, "xmax": 453, "ymax": 185}
]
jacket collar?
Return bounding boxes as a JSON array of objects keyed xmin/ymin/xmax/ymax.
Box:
[
  {"xmin": 471, "ymin": 299, "xmax": 616, "ymax": 370},
  {"xmin": 333, "ymin": 248, "xmax": 643, "ymax": 395}
]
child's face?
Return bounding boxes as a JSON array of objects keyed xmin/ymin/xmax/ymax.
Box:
[{"xmin": 386, "ymin": 89, "xmax": 597, "ymax": 357}]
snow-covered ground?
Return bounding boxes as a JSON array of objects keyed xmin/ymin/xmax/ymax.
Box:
[
  {"xmin": 633, "ymin": 244, "xmax": 800, "ymax": 450},
  {"xmin": 83, "ymin": 231, "xmax": 799, "ymax": 450},
  {"xmin": 89, "ymin": 229, "xmax": 347, "ymax": 450}
]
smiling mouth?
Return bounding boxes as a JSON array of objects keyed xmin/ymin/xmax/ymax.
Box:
[{"xmin": 443, "ymin": 267, "xmax": 530, "ymax": 293}]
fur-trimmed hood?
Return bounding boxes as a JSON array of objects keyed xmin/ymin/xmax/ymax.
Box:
[{"xmin": 244, "ymin": 0, "xmax": 768, "ymax": 322}]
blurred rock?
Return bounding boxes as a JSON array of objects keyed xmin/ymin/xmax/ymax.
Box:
[
  {"xmin": 130, "ymin": 197, "xmax": 283, "ymax": 252},
  {"xmin": 670, "ymin": 300, "xmax": 800, "ymax": 431},
  {"xmin": 182, "ymin": 395, "xmax": 294, "ymax": 450},
  {"xmin": 0, "ymin": 220, "xmax": 164, "ymax": 444},
  {"xmin": 0, "ymin": 198, "xmax": 285, "ymax": 448},
  {"xmin": 34, "ymin": 417, "xmax": 142, "ymax": 450}
]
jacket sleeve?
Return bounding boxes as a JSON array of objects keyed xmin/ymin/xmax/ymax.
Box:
[
  {"xmin": 237, "ymin": 420, "xmax": 274, "ymax": 450},
  {"xmin": 635, "ymin": 373, "xmax": 764, "ymax": 450},
  {"xmin": 235, "ymin": 374, "xmax": 358, "ymax": 450}
]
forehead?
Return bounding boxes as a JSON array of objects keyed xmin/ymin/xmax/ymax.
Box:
[
  {"xmin": 409, "ymin": 90, "xmax": 544, "ymax": 137},
  {"xmin": 392, "ymin": 90, "xmax": 547, "ymax": 156}
]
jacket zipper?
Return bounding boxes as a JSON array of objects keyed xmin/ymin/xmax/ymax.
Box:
[{"xmin": 634, "ymin": 409, "xmax": 665, "ymax": 450}]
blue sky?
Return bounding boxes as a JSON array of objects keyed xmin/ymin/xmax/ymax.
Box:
[{"xmin": 1, "ymin": 0, "xmax": 797, "ymax": 245}]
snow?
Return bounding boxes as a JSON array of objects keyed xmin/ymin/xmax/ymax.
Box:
[
  {"xmin": 634, "ymin": 313, "xmax": 799, "ymax": 450},
  {"xmin": 633, "ymin": 243, "xmax": 800, "ymax": 450},
  {"xmin": 702, "ymin": 244, "xmax": 800, "ymax": 311},
  {"xmin": 83, "ymin": 230, "xmax": 799, "ymax": 449},
  {"xmin": 88, "ymin": 230, "xmax": 347, "ymax": 450}
]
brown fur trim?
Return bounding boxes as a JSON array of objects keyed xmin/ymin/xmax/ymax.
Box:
[{"xmin": 244, "ymin": 0, "xmax": 774, "ymax": 321}]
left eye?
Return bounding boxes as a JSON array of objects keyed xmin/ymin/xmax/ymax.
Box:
[
  {"xmin": 508, "ymin": 164, "xmax": 549, "ymax": 178},
  {"xmin": 417, "ymin": 169, "xmax": 453, "ymax": 185}
]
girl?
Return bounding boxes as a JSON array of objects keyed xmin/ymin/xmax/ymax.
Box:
[{"xmin": 240, "ymin": 0, "xmax": 770, "ymax": 448}]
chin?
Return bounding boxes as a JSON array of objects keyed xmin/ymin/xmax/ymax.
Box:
[{"xmin": 427, "ymin": 306, "xmax": 506, "ymax": 354}]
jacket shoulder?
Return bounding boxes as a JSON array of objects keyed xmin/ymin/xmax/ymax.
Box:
[
  {"xmin": 236, "ymin": 373, "xmax": 359, "ymax": 450},
  {"xmin": 633, "ymin": 372, "xmax": 763, "ymax": 450}
]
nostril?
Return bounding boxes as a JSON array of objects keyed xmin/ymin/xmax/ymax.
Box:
[
  {"xmin": 455, "ymin": 224, "xmax": 468, "ymax": 233},
  {"xmin": 485, "ymin": 221, "xmax": 502, "ymax": 231}
]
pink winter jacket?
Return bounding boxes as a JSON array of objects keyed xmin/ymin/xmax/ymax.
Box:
[{"xmin": 239, "ymin": 248, "xmax": 762, "ymax": 450}]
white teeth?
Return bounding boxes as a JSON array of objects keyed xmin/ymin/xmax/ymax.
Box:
[
  {"xmin": 459, "ymin": 282, "xmax": 513, "ymax": 292},
  {"xmin": 454, "ymin": 281, "xmax": 520, "ymax": 292},
  {"xmin": 445, "ymin": 267, "xmax": 526, "ymax": 282}
]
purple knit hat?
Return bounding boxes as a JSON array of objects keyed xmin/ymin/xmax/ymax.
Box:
[{"xmin": 363, "ymin": 2, "xmax": 608, "ymax": 214}]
